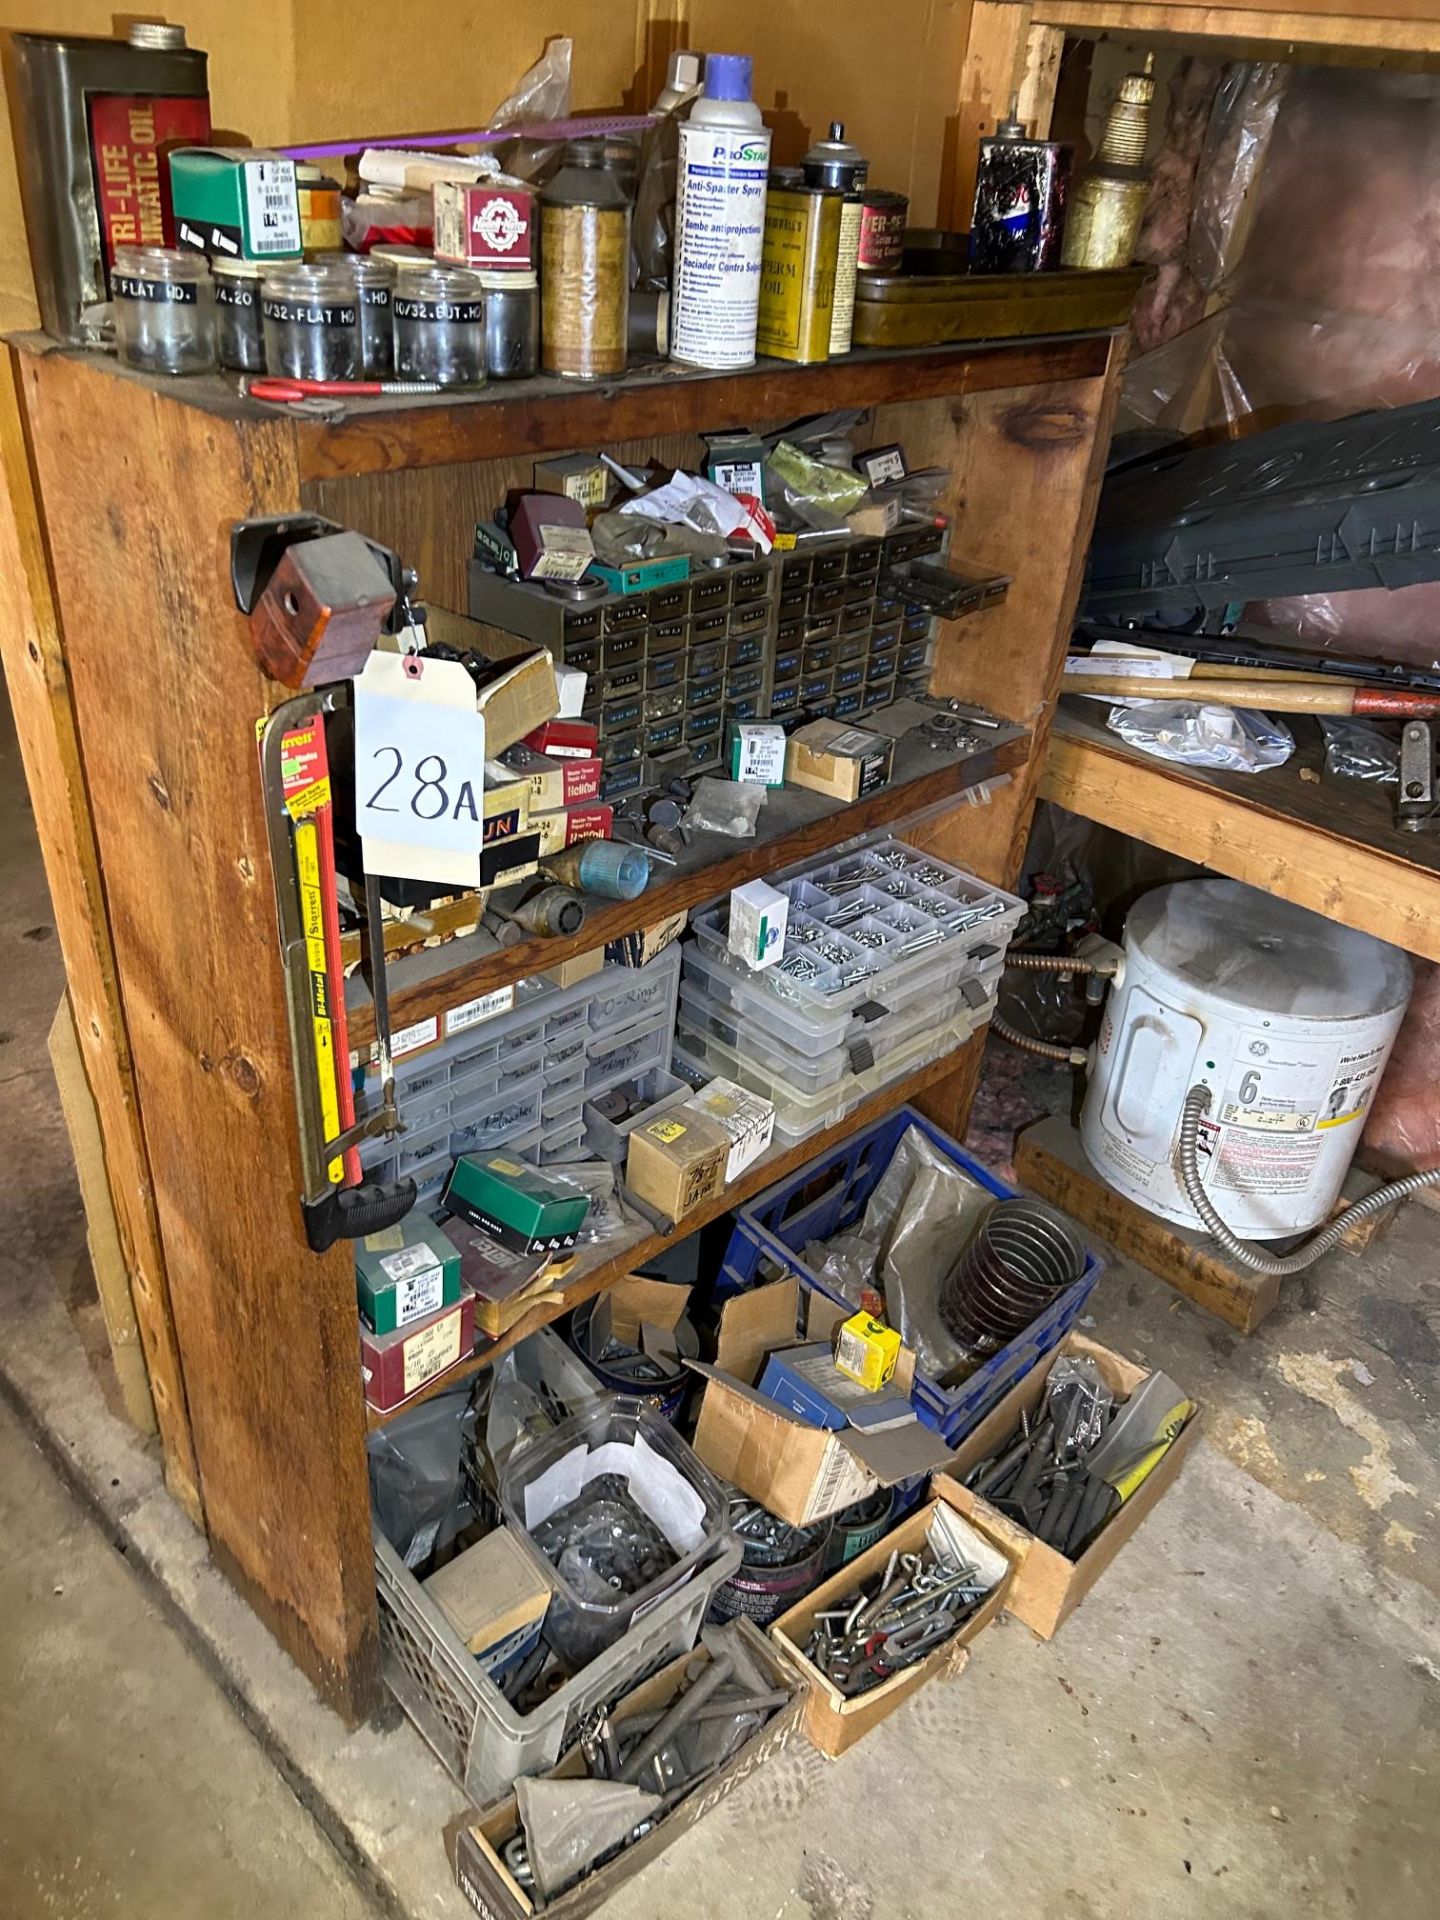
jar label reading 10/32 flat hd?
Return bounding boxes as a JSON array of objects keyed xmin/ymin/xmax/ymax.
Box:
[
  {"xmin": 113, "ymin": 275, "xmax": 198, "ymax": 305},
  {"xmin": 261, "ymin": 299, "xmax": 358, "ymax": 327}
]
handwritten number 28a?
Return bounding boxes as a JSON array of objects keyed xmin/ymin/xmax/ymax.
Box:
[{"xmin": 365, "ymin": 747, "xmax": 479, "ymax": 824}]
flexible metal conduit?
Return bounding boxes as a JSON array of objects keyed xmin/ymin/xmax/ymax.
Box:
[{"xmin": 1178, "ymin": 1084, "xmax": 1440, "ymax": 1274}]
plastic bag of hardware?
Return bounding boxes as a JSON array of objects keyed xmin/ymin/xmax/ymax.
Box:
[
  {"xmin": 683, "ymin": 777, "xmax": 766, "ymax": 838},
  {"xmin": 853, "ymin": 1124, "xmax": 993, "ymax": 1378},
  {"xmin": 1107, "ymin": 700, "xmax": 1293, "ymax": 773},
  {"xmin": 366, "ymin": 1381, "xmax": 476, "ymax": 1569},
  {"xmin": 1044, "ymin": 1354, "xmax": 1115, "ymax": 1457},
  {"xmin": 539, "ymin": 1156, "xmax": 640, "ymax": 1243},
  {"xmin": 765, "ymin": 440, "xmax": 869, "ymax": 517},
  {"xmin": 802, "ymin": 1231, "xmax": 880, "ymax": 1311},
  {"xmin": 517, "ymin": 1774, "xmax": 662, "ymax": 1899},
  {"xmin": 486, "ymin": 1327, "xmax": 605, "ymax": 1481},
  {"xmin": 1321, "ymin": 717, "xmax": 1401, "ymax": 784}
]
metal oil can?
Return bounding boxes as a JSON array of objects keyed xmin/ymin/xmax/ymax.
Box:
[
  {"xmin": 9, "ymin": 23, "xmax": 211, "ymax": 345},
  {"xmin": 755, "ymin": 170, "xmax": 842, "ymax": 364}
]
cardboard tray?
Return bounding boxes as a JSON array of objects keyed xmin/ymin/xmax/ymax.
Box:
[
  {"xmin": 447, "ymin": 1620, "xmax": 802, "ymax": 1920},
  {"xmin": 769, "ymin": 1476, "xmax": 1018, "ymax": 1758},
  {"xmin": 941, "ymin": 1333, "xmax": 1200, "ymax": 1640}
]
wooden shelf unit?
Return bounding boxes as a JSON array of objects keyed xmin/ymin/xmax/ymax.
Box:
[
  {"xmin": 1, "ymin": 327, "xmax": 1123, "ymax": 1719},
  {"xmin": 1042, "ymin": 709, "xmax": 1440, "ymax": 962}
]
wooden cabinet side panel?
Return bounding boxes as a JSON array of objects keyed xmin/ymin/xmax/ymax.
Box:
[
  {"xmin": 0, "ymin": 349, "xmax": 201, "ymax": 1521},
  {"xmin": 872, "ymin": 342, "xmax": 1122, "ymax": 894},
  {"xmin": 20, "ymin": 353, "xmax": 379, "ymax": 1719}
]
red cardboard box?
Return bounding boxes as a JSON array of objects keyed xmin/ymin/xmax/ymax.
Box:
[
  {"xmin": 360, "ymin": 1290, "xmax": 474, "ymax": 1413},
  {"xmin": 523, "ymin": 718, "xmax": 600, "ymax": 760},
  {"xmin": 432, "ymin": 181, "xmax": 533, "ymax": 269},
  {"xmin": 532, "ymin": 801, "xmax": 613, "ymax": 856}
]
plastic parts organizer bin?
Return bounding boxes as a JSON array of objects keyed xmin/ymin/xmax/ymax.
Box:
[
  {"xmin": 719, "ymin": 1105, "xmax": 1103, "ymax": 1443},
  {"xmin": 356, "ymin": 946, "xmax": 680, "ymax": 1179},
  {"xmin": 372, "ymin": 1522, "xmax": 741, "ymax": 1804},
  {"xmin": 670, "ymin": 994, "xmax": 993, "ymax": 1145},
  {"xmin": 688, "ymin": 839, "xmax": 1023, "ymax": 1017},
  {"xmin": 499, "ymin": 1398, "xmax": 732, "ymax": 1665}
]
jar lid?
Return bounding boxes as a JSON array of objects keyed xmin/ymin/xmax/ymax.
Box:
[
  {"xmin": 477, "ymin": 270, "xmax": 538, "ymax": 291},
  {"xmin": 407, "ymin": 264, "xmax": 486, "ymax": 297},
  {"xmin": 212, "ymin": 254, "xmax": 265, "ymax": 280},
  {"xmin": 318, "ymin": 249, "xmax": 395, "ymax": 285},
  {"xmin": 261, "ymin": 260, "xmax": 357, "ymax": 296},
  {"xmin": 113, "ymin": 245, "xmax": 209, "ymax": 281}
]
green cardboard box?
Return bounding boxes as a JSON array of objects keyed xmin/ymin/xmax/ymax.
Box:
[
  {"xmin": 356, "ymin": 1217, "xmax": 462, "ymax": 1335},
  {"xmin": 442, "ymin": 1152, "xmax": 590, "ymax": 1255},
  {"xmin": 170, "ymin": 148, "xmax": 303, "ymax": 262}
]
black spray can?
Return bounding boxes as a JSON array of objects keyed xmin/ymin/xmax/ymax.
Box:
[{"xmin": 969, "ymin": 94, "xmax": 1070, "ymax": 273}]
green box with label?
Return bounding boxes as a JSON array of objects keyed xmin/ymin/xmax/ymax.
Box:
[
  {"xmin": 442, "ymin": 1152, "xmax": 590, "ymax": 1255},
  {"xmin": 170, "ymin": 148, "xmax": 303, "ymax": 262},
  {"xmin": 356, "ymin": 1217, "xmax": 462, "ymax": 1336}
]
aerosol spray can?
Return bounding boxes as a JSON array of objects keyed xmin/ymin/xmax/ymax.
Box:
[
  {"xmin": 969, "ymin": 95, "xmax": 1071, "ymax": 274},
  {"xmin": 802, "ymin": 122, "xmax": 867, "ymax": 355},
  {"xmin": 670, "ymin": 53, "xmax": 773, "ymax": 369}
]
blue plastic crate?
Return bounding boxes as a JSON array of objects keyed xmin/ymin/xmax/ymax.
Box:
[{"xmin": 719, "ymin": 1104, "xmax": 1102, "ymax": 1444}]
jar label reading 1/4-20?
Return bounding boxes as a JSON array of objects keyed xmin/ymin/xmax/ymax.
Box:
[
  {"xmin": 215, "ymin": 283, "xmax": 256, "ymax": 309},
  {"xmin": 261, "ymin": 299, "xmax": 358, "ymax": 327},
  {"xmin": 394, "ymin": 298, "xmax": 484, "ymax": 325},
  {"xmin": 113, "ymin": 275, "xmax": 199, "ymax": 305}
]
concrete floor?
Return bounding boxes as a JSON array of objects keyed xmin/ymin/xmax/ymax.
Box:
[{"xmin": 2, "ymin": 689, "xmax": 1438, "ymax": 1920}]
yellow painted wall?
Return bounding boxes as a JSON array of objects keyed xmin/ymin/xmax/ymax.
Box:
[{"xmin": 1, "ymin": 4, "xmax": 972, "ymax": 332}]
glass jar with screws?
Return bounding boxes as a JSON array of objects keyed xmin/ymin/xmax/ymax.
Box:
[
  {"xmin": 261, "ymin": 260, "xmax": 360, "ymax": 381},
  {"xmin": 211, "ymin": 256, "xmax": 265, "ymax": 373},
  {"xmin": 393, "ymin": 264, "xmax": 486, "ymax": 385},
  {"xmin": 111, "ymin": 246, "xmax": 215, "ymax": 375},
  {"xmin": 478, "ymin": 270, "xmax": 538, "ymax": 380},
  {"xmin": 318, "ymin": 250, "xmax": 395, "ymax": 376}
]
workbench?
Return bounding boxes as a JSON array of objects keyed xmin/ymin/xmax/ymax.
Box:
[{"xmin": 0, "ymin": 327, "xmax": 1124, "ymax": 1719}]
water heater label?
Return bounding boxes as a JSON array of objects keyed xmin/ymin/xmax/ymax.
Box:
[
  {"xmin": 1218, "ymin": 1031, "xmax": 1339, "ymax": 1133},
  {"xmin": 1209, "ymin": 1127, "xmax": 1324, "ymax": 1196},
  {"xmin": 1319, "ymin": 1039, "xmax": 1389, "ymax": 1129}
]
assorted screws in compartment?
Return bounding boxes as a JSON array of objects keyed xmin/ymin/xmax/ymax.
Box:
[{"xmin": 803, "ymin": 1546, "xmax": 992, "ymax": 1698}]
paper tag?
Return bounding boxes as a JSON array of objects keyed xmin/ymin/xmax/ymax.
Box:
[
  {"xmin": 243, "ymin": 158, "xmax": 302, "ymax": 255},
  {"xmin": 379, "ymin": 1245, "xmax": 438, "ymax": 1283},
  {"xmin": 446, "ymin": 987, "xmax": 515, "ymax": 1035},
  {"xmin": 395, "ymin": 1267, "xmax": 444, "ymax": 1325},
  {"xmin": 1063, "ymin": 655, "xmax": 1174, "ymax": 678},
  {"xmin": 364, "ymin": 1226, "xmax": 407, "ymax": 1252},
  {"xmin": 648, "ymin": 1118, "xmax": 688, "ymax": 1144},
  {"xmin": 354, "ymin": 652, "xmax": 487, "ymax": 885},
  {"xmin": 402, "ymin": 1309, "xmax": 462, "ymax": 1395}
]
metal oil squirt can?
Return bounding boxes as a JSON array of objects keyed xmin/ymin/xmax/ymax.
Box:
[
  {"xmin": 969, "ymin": 94, "xmax": 1071, "ymax": 274},
  {"xmin": 1062, "ymin": 54, "xmax": 1157, "ymax": 270}
]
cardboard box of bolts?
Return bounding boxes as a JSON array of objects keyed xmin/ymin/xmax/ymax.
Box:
[
  {"xmin": 943, "ymin": 1333, "xmax": 1201, "ymax": 1641},
  {"xmin": 447, "ymin": 1621, "xmax": 803, "ymax": 1920},
  {"xmin": 769, "ymin": 1476, "xmax": 1020, "ymax": 1759}
]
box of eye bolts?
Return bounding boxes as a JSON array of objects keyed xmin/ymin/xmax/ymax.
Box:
[{"xmin": 769, "ymin": 1477, "xmax": 1017, "ymax": 1757}]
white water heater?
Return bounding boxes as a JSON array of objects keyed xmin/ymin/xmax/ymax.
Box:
[{"xmin": 1080, "ymin": 879, "xmax": 1413, "ymax": 1237}]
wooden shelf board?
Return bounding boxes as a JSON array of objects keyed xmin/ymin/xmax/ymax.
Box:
[
  {"xmin": 365, "ymin": 1023, "xmax": 985, "ymax": 1431},
  {"xmin": 346, "ymin": 724, "xmax": 1030, "ymax": 1047},
  {"xmin": 10, "ymin": 332, "xmax": 1117, "ymax": 480},
  {"xmin": 1041, "ymin": 706, "xmax": 1440, "ymax": 961}
]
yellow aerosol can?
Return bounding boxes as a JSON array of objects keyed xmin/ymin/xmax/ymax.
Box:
[{"xmin": 1062, "ymin": 54, "xmax": 1156, "ymax": 271}]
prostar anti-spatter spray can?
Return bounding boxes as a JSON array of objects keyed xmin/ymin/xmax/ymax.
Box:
[{"xmin": 670, "ymin": 53, "xmax": 773, "ymax": 370}]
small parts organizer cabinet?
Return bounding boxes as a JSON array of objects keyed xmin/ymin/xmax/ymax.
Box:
[{"xmin": 0, "ymin": 332, "xmax": 1123, "ymax": 1718}]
